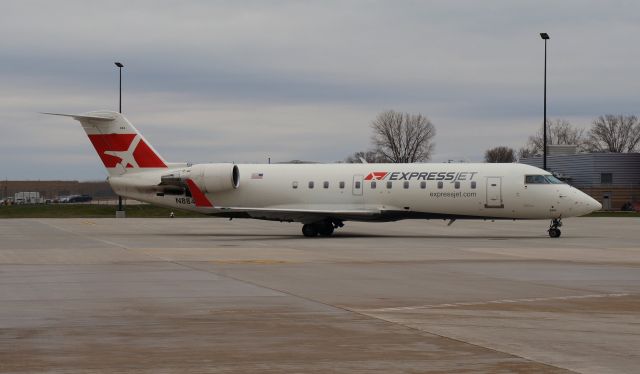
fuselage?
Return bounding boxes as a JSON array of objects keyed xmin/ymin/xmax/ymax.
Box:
[
  {"xmin": 109, "ymin": 162, "xmax": 600, "ymax": 222},
  {"xmin": 47, "ymin": 110, "xmax": 602, "ymax": 237}
]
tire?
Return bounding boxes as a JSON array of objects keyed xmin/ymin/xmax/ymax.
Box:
[
  {"xmin": 548, "ymin": 228, "xmax": 561, "ymax": 238},
  {"xmin": 316, "ymin": 222, "xmax": 335, "ymax": 237},
  {"xmin": 302, "ymin": 224, "xmax": 318, "ymax": 237}
]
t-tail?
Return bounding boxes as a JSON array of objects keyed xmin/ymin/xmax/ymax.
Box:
[{"xmin": 43, "ymin": 111, "xmax": 168, "ymax": 176}]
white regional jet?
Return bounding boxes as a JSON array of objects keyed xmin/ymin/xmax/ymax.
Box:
[{"xmin": 46, "ymin": 111, "xmax": 601, "ymax": 238}]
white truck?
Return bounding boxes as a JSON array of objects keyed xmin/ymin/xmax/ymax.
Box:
[{"xmin": 14, "ymin": 192, "xmax": 43, "ymax": 204}]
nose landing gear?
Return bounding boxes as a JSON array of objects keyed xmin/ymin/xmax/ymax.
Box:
[{"xmin": 548, "ymin": 218, "xmax": 562, "ymax": 238}]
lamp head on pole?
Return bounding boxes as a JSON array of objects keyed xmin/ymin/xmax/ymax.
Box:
[
  {"xmin": 540, "ymin": 33, "xmax": 550, "ymax": 40},
  {"xmin": 114, "ymin": 62, "xmax": 124, "ymax": 68}
]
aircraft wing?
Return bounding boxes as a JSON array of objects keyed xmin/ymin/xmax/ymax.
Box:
[
  {"xmin": 182, "ymin": 178, "xmax": 383, "ymax": 222},
  {"xmin": 214, "ymin": 206, "xmax": 382, "ymax": 222}
]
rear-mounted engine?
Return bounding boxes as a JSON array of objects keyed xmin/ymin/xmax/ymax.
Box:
[{"xmin": 160, "ymin": 163, "xmax": 240, "ymax": 193}]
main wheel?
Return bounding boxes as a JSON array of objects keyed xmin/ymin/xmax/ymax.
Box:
[
  {"xmin": 316, "ymin": 222, "xmax": 335, "ymax": 237},
  {"xmin": 302, "ymin": 224, "xmax": 318, "ymax": 237},
  {"xmin": 548, "ymin": 228, "xmax": 561, "ymax": 238}
]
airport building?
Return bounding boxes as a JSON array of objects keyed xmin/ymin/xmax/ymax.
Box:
[{"xmin": 520, "ymin": 151, "xmax": 640, "ymax": 210}]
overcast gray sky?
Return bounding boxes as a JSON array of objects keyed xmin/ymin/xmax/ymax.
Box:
[{"xmin": 1, "ymin": 0, "xmax": 639, "ymax": 180}]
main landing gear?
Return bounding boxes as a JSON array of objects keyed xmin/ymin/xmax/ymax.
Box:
[
  {"xmin": 548, "ymin": 218, "xmax": 562, "ymax": 238},
  {"xmin": 302, "ymin": 220, "xmax": 343, "ymax": 237}
]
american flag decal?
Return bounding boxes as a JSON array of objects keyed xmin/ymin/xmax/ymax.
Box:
[{"xmin": 251, "ymin": 172, "xmax": 264, "ymax": 179}]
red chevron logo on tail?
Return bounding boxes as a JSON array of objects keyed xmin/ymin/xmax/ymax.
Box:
[{"xmin": 87, "ymin": 134, "xmax": 166, "ymax": 168}]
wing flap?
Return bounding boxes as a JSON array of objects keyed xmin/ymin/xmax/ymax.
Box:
[
  {"xmin": 214, "ymin": 206, "xmax": 382, "ymax": 222},
  {"xmin": 217, "ymin": 207, "xmax": 380, "ymax": 215}
]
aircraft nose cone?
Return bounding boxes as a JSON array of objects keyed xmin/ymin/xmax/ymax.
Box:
[
  {"xmin": 571, "ymin": 188, "xmax": 601, "ymax": 216},
  {"xmin": 589, "ymin": 197, "xmax": 603, "ymax": 212},
  {"xmin": 581, "ymin": 193, "xmax": 601, "ymax": 214}
]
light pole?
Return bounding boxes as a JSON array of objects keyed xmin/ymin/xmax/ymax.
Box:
[
  {"xmin": 114, "ymin": 62, "xmax": 125, "ymax": 216},
  {"xmin": 540, "ymin": 33, "xmax": 549, "ymax": 171},
  {"xmin": 115, "ymin": 62, "xmax": 123, "ymax": 112}
]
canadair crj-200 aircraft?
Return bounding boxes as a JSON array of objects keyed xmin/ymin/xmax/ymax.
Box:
[{"xmin": 45, "ymin": 111, "xmax": 601, "ymax": 238}]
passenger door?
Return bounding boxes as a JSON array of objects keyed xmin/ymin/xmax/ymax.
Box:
[{"xmin": 485, "ymin": 177, "xmax": 503, "ymax": 208}]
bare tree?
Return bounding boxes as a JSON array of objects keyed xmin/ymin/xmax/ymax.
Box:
[
  {"xmin": 484, "ymin": 146, "xmax": 515, "ymax": 163},
  {"xmin": 517, "ymin": 146, "xmax": 536, "ymax": 160},
  {"xmin": 585, "ymin": 114, "xmax": 640, "ymax": 153},
  {"xmin": 371, "ymin": 110, "xmax": 436, "ymax": 163},
  {"xmin": 344, "ymin": 150, "xmax": 385, "ymax": 163},
  {"xmin": 522, "ymin": 119, "xmax": 586, "ymax": 156}
]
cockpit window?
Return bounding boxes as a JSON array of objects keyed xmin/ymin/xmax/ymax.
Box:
[
  {"xmin": 544, "ymin": 175, "xmax": 564, "ymax": 184},
  {"xmin": 525, "ymin": 175, "xmax": 565, "ymax": 184},
  {"xmin": 525, "ymin": 175, "xmax": 548, "ymax": 184}
]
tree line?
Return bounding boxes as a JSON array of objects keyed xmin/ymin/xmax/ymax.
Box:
[
  {"xmin": 485, "ymin": 115, "xmax": 640, "ymax": 163},
  {"xmin": 345, "ymin": 111, "xmax": 640, "ymax": 164}
]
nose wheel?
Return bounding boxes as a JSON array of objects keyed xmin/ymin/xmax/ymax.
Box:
[{"xmin": 548, "ymin": 218, "xmax": 562, "ymax": 238}]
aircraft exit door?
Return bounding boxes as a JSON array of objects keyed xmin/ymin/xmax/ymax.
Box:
[{"xmin": 485, "ymin": 177, "xmax": 504, "ymax": 208}]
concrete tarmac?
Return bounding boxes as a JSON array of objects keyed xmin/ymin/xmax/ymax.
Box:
[{"xmin": 0, "ymin": 217, "xmax": 638, "ymax": 373}]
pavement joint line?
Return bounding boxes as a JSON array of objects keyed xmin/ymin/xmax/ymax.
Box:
[
  {"xmin": 25, "ymin": 219, "xmax": 608, "ymax": 372},
  {"xmin": 176, "ymin": 261, "xmax": 575, "ymax": 373},
  {"xmin": 363, "ymin": 293, "xmax": 633, "ymax": 312},
  {"xmin": 34, "ymin": 219, "xmax": 170, "ymax": 262},
  {"xmin": 422, "ymin": 262, "xmax": 614, "ymax": 297},
  {"xmin": 352, "ymin": 310, "xmax": 580, "ymax": 374}
]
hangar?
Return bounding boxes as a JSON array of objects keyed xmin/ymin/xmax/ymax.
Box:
[{"xmin": 520, "ymin": 151, "xmax": 640, "ymax": 210}]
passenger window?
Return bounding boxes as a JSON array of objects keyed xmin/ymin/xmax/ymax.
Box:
[
  {"xmin": 403, "ymin": 181, "xmax": 409, "ymax": 189},
  {"xmin": 387, "ymin": 181, "xmax": 393, "ymax": 189},
  {"xmin": 339, "ymin": 181, "xmax": 345, "ymax": 189},
  {"xmin": 437, "ymin": 181, "xmax": 443, "ymax": 189},
  {"xmin": 420, "ymin": 181, "xmax": 426, "ymax": 189},
  {"xmin": 292, "ymin": 181, "xmax": 298, "ymax": 189},
  {"xmin": 471, "ymin": 181, "xmax": 476, "ymax": 189},
  {"xmin": 355, "ymin": 181, "xmax": 361, "ymax": 189},
  {"xmin": 371, "ymin": 181, "xmax": 376, "ymax": 189},
  {"xmin": 323, "ymin": 181, "xmax": 329, "ymax": 189},
  {"xmin": 308, "ymin": 181, "xmax": 314, "ymax": 189},
  {"xmin": 454, "ymin": 181, "xmax": 460, "ymax": 189}
]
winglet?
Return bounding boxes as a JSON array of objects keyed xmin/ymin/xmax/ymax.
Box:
[{"xmin": 185, "ymin": 179, "xmax": 213, "ymax": 207}]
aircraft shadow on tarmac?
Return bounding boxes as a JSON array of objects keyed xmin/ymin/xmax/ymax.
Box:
[{"xmin": 151, "ymin": 232, "xmax": 547, "ymax": 240}]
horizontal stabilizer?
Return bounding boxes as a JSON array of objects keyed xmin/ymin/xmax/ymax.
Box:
[{"xmin": 41, "ymin": 112, "xmax": 115, "ymax": 122}]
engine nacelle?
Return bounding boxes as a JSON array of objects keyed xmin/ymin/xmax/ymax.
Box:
[{"xmin": 188, "ymin": 163, "xmax": 240, "ymax": 193}]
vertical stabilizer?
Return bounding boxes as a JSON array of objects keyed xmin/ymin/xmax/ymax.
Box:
[{"xmin": 44, "ymin": 111, "xmax": 167, "ymax": 176}]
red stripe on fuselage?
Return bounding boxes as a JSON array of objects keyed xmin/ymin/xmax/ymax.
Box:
[{"xmin": 186, "ymin": 179, "xmax": 213, "ymax": 207}]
